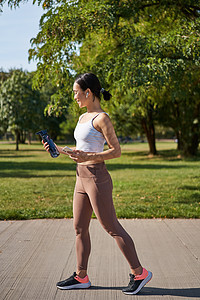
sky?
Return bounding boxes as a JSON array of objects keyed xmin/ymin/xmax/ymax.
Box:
[{"xmin": 0, "ymin": 2, "xmax": 44, "ymax": 72}]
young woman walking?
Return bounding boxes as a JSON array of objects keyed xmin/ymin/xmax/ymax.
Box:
[{"xmin": 43, "ymin": 73, "xmax": 152, "ymax": 295}]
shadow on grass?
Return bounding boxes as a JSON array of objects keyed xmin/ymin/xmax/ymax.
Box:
[
  {"xmin": 175, "ymin": 185, "xmax": 200, "ymax": 204},
  {"xmin": 0, "ymin": 160, "xmax": 196, "ymax": 179},
  {"xmin": 0, "ymin": 149, "xmax": 44, "ymax": 153},
  {"xmin": 0, "ymin": 161, "xmax": 76, "ymax": 171},
  {"xmin": 123, "ymin": 149, "xmax": 200, "ymax": 161},
  {"xmin": 0, "ymin": 172, "xmax": 74, "ymax": 178},
  {"xmin": 175, "ymin": 192, "xmax": 200, "ymax": 204},
  {"xmin": 122, "ymin": 149, "xmax": 180, "ymax": 157},
  {"xmin": 0, "ymin": 161, "xmax": 76, "ymax": 178},
  {"xmin": 178, "ymin": 185, "xmax": 200, "ymax": 191},
  {"xmin": 0, "ymin": 149, "xmax": 44, "ymax": 158},
  {"xmin": 0, "ymin": 160, "xmax": 193, "ymax": 173},
  {"xmin": 0, "ymin": 155, "xmax": 36, "ymax": 158},
  {"xmin": 106, "ymin": 163, "xmax": 192, "ymax": 171},
  {"xmin": 121, "ymin": 151, "xmax": 149, "ymax": 157}
]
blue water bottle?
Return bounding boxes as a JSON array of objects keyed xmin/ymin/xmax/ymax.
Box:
[{"xmin": 36, "ymin": 129, "xmax": 60, "ymax": 158}]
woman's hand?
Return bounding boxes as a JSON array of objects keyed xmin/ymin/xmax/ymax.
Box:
[
  {"xmin": 68, "ymin": 150, "xmax": 88, "ymax": 163},
  {"xmin": 42, "ymin": 141, "xmax": 62, "ymax": 154},
  {"xmin": 42, "ymin": 141, "xmax": 75, "ymax": 156},
  {"xmin": 42, "ymin": 140, "xmax": 50, "ymax": 152}
]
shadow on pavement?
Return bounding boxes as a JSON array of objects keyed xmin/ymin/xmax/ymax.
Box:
[
  {"xmin": 141, "ymin": 286, "xmax": 200, "ymax": 297},
  {"xmin": 90, "ymin": 286, "xmax": 200, "ymax": 297}
]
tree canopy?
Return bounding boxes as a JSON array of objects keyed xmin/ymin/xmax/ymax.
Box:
[{"xmin": 1, "ymin": 0, "xmax": 200, "ymax": 155}]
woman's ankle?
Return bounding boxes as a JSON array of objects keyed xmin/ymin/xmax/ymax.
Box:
[
  {"xmin": 76, "ymin": 269, "xmax": 87, "ymax": 278},
  {"xmin": 131, "ymin": 266, "xmax": 143, "ymax": 276}
]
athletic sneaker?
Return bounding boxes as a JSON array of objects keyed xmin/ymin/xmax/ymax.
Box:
[
  {"xmin": 56, "ymin": 272, "xmax": 91, "ymax": 290},
  {"xmin": 122, "ymin": 268, "xmax": 152, "ymax": 295}
]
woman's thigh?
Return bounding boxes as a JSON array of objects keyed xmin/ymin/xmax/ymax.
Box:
[
  {"xmin": 85, "ymin": 172, "xmax": 119, "ymax": 232},
  {"xmin": 73, "ymin": 177, "xmax": 93, "ymax": 232}
]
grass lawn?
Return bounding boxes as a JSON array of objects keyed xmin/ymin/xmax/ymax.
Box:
[{"xmin": 0, "ymin": 141, "xmax": 200, "ymax": 220}]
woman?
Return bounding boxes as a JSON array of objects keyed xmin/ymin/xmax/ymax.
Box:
[{"xmin": 43, "ymin": 73, "xmax": 152, "ymax": 295}]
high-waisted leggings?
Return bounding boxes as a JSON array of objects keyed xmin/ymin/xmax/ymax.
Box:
[{"xmin": 73, "ymin": 162, "xmax": 141, "ymax": 271}]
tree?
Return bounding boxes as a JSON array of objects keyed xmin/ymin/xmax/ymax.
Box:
[
  {"xmin": 0, "ymin": 70, "xmax": 43, "ymax": 149},
  {"xmin": 0, "ymin": 70, "xmax": 67, "ymax": 149},
  {"xmin": 157, "ymin": 65, "xmax": 200, "ymax": 155}
]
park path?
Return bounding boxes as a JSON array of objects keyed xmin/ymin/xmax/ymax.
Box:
[{"xmin": 0, "ymin": 219, "xmax": 200, "ymax": 300}]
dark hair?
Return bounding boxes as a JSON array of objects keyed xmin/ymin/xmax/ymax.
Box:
[{"xmin": 75, "ymin": 73, "xmax": 112, "ymax": 101}]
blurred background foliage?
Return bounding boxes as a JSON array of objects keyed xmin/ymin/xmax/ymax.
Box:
[{"xmin": 0, "ymin": 0, "xmax": 200, "ymax": 155}]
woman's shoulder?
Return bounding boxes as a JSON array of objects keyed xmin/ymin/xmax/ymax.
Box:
[
  {"xmin": 99, "ymin": 111, "xmax": 110, "ymax": 119},
  {"xmin": 92, "ymin": 111, "xmax": 109, "ymax": 122},
  {"xmin": 96, "ymin": 111, "xmax": 109, "ymax": 118},
  {"xmin": 93, "ymin": 112, "xmax": 111, "ymax": 128}
]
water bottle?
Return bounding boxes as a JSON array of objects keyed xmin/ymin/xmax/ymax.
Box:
[{"xmin": 36, "ymin": 129, "xmax": 60, "ymax": 158}]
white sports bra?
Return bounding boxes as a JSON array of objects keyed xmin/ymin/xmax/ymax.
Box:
[{"xmin": 74, "ymin": 112, "xmax": 108, "ymax": 152}]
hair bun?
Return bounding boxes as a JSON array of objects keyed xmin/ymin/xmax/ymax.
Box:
[{"xmin": 100, "ymin": 88, "xmax": 112, "ymax": 101}]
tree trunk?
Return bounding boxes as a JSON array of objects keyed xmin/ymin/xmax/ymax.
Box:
[
  {"xmin": 20, "ymin": 130, "xmax": 26, "ymax": 144},
  {"xmin": 182, "ymin": 124, "xmax": 199, "ymax": 156},
  {"xmin": 185, "ymin": 106, "xmax": 200, "ymax": 156},
  {"xmin": 176, "ymin": 104, "xmax": 200, "ymax": 156},
  {"xmin": 28, "ymin": 132, "xmax": 32, "ymax": 145},
  {"xmin": 175, "ymin": 130, "xmax": 182, "ymax": 151},
  {"xmin": 141, "ymin": 117, "xmax": 157, "ymax": 155},
  {"xmin": 15, "ymin": 130, "xmax": 20, "ymax": 151},
  {"xmin": 188, "ymin": 131, "xmax": 199, "ymax": 156}
]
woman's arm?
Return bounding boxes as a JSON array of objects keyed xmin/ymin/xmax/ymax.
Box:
[
  {"xmin": 92, "ymin": 113, "xmax": 121, "ymax": 160},
  {"xmin": 69, "ymin": 114, "xmax": 121, "ymax": 163}
]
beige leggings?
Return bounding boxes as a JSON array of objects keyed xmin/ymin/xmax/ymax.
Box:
[{"xmin": 73, "ymin": 162, "xmax": 141, "ymax": 271}]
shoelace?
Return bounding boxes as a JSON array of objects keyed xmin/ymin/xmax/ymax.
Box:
[{"xmin": 128, "ymin": 274, "xmax": 135, "ymax": 285}]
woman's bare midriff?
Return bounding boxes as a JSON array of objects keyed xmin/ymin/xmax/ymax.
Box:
[{"xmin": 78, "ymin": 159, "xmax": 104, "ymax": 165}]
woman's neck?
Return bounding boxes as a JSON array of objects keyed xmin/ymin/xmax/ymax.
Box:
[{"xmin": 86, "ymin": 98, "xmax": 102, "ymax": 113}]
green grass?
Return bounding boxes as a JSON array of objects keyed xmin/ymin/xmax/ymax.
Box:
[{"xmin": 0, "ymin": 141, "xmax": 200, "ymax": 219}]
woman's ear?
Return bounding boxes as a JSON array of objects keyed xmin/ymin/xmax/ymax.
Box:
[{"xmin": 85, "ymin": 89, "xmax": 91, "ymax": 98}]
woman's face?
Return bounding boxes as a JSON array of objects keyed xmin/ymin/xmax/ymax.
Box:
[{"xmin": 73, "ymin": 82, "xmax": 88, "ymax": 108}]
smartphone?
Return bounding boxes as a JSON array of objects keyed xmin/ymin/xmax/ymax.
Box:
[{"xmin": 62, "ymin": 146, "xmax": 73, "ymax": 153}]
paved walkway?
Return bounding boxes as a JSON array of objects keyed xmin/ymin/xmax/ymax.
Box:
[{"xmin": 0, "ymin": 219, "xmax": 199, "ymax": 300}]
